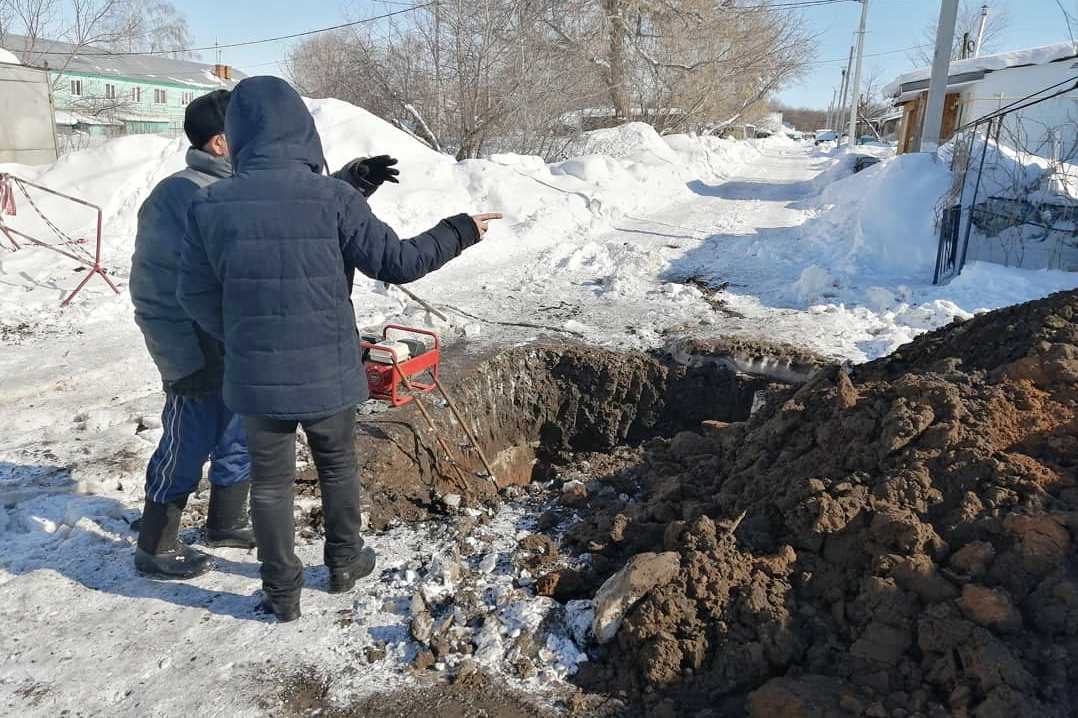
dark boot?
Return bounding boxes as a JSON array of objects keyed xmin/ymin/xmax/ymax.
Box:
[
  {"xmin": 206, "ymin": 482, "xmax": 256, "ymax": 549},
  {"xmin": 135, "ymin": 497, "xmax": 214, "ymax": 580},
  {"xmin": 255, "ymin": 593, "xmax": 301, "ymax": 623},
  {"xmin": 328, "ymin": 547, "xmax": 377, "ymax": 593}
]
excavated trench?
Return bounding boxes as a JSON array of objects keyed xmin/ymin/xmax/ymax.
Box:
[{"xmin": 298, "ymin": 339, "xmax": 826, "ymax": 530}]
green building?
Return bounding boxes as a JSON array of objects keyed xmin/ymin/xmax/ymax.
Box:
[{"xmin": 1, "ymin": 34, "xmax": 242, "ymax": 139}]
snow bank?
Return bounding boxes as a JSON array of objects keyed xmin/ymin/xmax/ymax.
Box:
[
  {"xmin": 0, "ymin": 48, "xmax": 20, "ymax": 65},
  {"xmin": 561, "ymin": 122, "xmax": 679, "ymax": 164},
  {"xmin": 812, "ymin": 152, "xmax": 951, "ymax": 276},
  {"xmin": 0, "ymin": 101, "xmax": 763, "ymax": 322},
  {"xmin": 766, "ymin": 147, "xmax": 1078, "ymax": 359}
]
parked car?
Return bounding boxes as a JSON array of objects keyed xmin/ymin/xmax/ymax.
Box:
[{"xmin": 814, "ymin": 129, "xmax": 840, "ymax": 144}]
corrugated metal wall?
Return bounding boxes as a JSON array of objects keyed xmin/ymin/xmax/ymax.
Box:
[{"xmin": 0, "ymin": 63, "xmax": 58, "ymax": 165}]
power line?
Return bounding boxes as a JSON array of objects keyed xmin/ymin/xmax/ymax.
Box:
[
  {"xmin": 808, "ymin": 42, "xmax": 932, "ymax": 67},
  {"xmin": 28, "ymin": 4, "xmax": 433, "ymax": 58}
]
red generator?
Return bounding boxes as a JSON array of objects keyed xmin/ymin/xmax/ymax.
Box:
[{"xmin": 361, "ymin": 325, "xmax": 441, "ymax": 407}]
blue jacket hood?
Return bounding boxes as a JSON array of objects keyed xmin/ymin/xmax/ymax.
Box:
[{"xmin": 226, "ymin": 76, "xmax": 325, "ymax": 174}]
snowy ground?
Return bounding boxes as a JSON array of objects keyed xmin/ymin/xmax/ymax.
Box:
[{"xmin": 2, "ymin": 102, "xmax": 1077, "ymax": 716}]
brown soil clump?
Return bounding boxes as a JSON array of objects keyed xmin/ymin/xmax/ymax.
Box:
[{"xmin": 571, "ymin": 290, "xmax": 1078, "ymax": 716}]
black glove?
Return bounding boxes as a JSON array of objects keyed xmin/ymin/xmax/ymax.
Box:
[
  {"xmin": 164, "ymin": 327, "xmax": 225, "ymax": 397},
  {"xmin": 336, "ymin": 155, "xmax": 400, "ymax": 198}
]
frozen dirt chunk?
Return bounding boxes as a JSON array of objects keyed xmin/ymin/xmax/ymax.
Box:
[
  {"xmin": 592, "ymin": 551, "xmax": 680, "ymax": 644},
  {"xmin": 959, "ymin": 584, "xmax": 1023, "ymax": 634}
]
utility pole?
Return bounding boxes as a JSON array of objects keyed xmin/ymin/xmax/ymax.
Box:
[
  {"xmin": 836, "ymin": 69, "xmax": 847, "ymax": 130},
  {"xmin": 974, "ymin": 4, "xmax": 989, "ymax": 57},
  {"xmin": 921, "ymin": 0, "xmax": 960, "ymax": 152},
  {"xmin": 847, "ymin": 0, "xmax": 870, "ymax": 147},
  {"xmin": 827, "ymin": 87, "xmax": 838, "ymax": 129},
  {"xmin": 838, "ymin": 47, "xmax": 853, "ymax": 135}
]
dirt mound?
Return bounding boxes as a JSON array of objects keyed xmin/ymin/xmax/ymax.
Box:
[{"xmin": 570, "ymin": 290, "xmax": 1078, "ymax": 716}]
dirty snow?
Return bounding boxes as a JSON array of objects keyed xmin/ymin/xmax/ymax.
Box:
[{"xmin": 2, "ymin": 96, "xmax": 1077, "ymax": 715}]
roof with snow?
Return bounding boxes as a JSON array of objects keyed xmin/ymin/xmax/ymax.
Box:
[
  {"xmin": 883, "ymin": 42, "xmax": 1078, "ymax": 99},
  {"xmin": 0, "ymin": 34, "xmax": 244, "ymax": 89}
]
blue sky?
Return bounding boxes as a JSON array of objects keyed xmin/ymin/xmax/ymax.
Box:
[{"xmin": 183, "ymin": 0, "xmax": 1077, "ymax": 109}]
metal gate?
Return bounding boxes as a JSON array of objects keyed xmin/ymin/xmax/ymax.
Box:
[{"xmin": 934, "ymin": 76, "xmax": 1078, "ymax": 283}]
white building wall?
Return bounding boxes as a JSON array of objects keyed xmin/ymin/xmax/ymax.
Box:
[{"xmin": 959, "ymin": 60, "xmax": 1078, "ymax": 156}]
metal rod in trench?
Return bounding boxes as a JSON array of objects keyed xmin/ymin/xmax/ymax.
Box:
[
  {"xmin": 389, "ymin": 357, "xmax": 471, "ymax": 488},
  {"xmin": 431, "ymin": 377, "xmax": 499, "ymax": 489}
]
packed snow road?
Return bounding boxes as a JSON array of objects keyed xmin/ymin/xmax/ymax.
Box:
[
  {"xmin": 2, "ymin": 107, "xmax": 1077, "ymax": 716},
  {"xmin": 403, "ymin": 143, "xmax": 835, "ymax": 354}
]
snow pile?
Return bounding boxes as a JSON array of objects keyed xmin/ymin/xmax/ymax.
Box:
[
  {"xmin": 561, "ymin": 122, "xmax": 679, "ymax": 164},
  {"xmin": 810, "ymin": 152, "xmax": 951, "ymax": 277},
  {"xmin": 962, "ymin": 132, "xmax": 1078, "ymax": 201},
  {"xmin": 771, "ymin": 148, "xmax": 1078, "ymax": 357},
  {"xmin": 0, "ymin": 101, "xmax": 763, "ymax": 323},
  {"xmin": 0, "ymin": 48, "xmax": 20, "ymax": 65}
]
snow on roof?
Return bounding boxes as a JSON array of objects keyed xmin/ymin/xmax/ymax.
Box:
[
  {"xmin": 0, "ymin": 35, "xmax": 245, "ymax": 88},
  {"xmin": 883, "ymin": 42, "xmax": 1078, "ymax": 98}
]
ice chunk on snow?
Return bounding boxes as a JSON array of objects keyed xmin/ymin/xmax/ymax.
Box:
[
  {"xmin": 793, "ymin": 265, "xmax": 836, "ymax": 304},
  {"xmin": 478, "ymin": 553, "xmax": 498, "ymax": 574},
  {"xmin": 565, "ymin": 599, "xmax": 595, "ymax": 646}
]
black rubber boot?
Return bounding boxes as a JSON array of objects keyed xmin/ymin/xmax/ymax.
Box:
[
  {"xmin": 328, "ymin": 547, "xmax": 377, "ymax": 593},
  {"xmin": 256, "ymin": 593, "xmax": 301, "ymax": 623},
  {"xmin": 134, "ymin": 497, "xmax": 214, "ymax": 580},
  {"xmin": 206, "ymin": 482, "xmax": 256, "ymax": 549}
]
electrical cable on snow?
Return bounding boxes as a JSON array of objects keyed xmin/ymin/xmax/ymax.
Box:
[{"xmin": 433, "ymin": 301, "xmax": 587, "ymax": 339}]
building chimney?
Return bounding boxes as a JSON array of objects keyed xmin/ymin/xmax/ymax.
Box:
[{"xmin": 212, "ymin": 64, "xmax": 232, "ymax": 81}]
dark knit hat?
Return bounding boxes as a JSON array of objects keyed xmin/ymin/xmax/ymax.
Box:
[{"xmin": 184, "ymin": 89, "xmax": 231, "ymax": 148}]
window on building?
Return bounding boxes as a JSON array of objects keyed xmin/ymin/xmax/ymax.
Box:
[
  {"xmin": 181, "ymin": 91, "xmax": 194, "ymax": 104},
  {"xmin": 70, "ymin": 79, "xmax": 82, "ymax": 96},
  {"xmin": 154, "ymin": 88, "xmax": 167, "ymax": 104},
  {"xmin": 131, "ymin": 86, "xmax": 142, "ymax": 103},
  {"xmin": 105, "ymin": 83, "xmax": 116, "ymax": 100}
]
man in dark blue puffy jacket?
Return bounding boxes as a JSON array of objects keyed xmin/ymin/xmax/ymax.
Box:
[{"xmin": 178, "ymin": 76, "xmax": 499, "ymax": 621}]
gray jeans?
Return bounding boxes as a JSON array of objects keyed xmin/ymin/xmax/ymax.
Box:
[{"xmin": 244, "ymin": 408, "xmax": 360, "ymax": 600}]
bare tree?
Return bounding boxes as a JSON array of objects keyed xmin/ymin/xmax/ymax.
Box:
[
  {"xmin": 541, "ymin": 0, "xmax": 814, "ymax": 132},
  {"xmin": 3, "ymin": 0, "xmax": 193, "ymax": 67},
  {"xmin": 911, "ymin": 1, "xmax": 1009, "ymax": 66},
  {"xmin": 771, "ymin": 102, "xmax": 827, "ymax": 132},
  {"xmin": 290, "ymin": 0, "xmax": 602, "ymax": 160},
  {"xmin": 288, "ymin": 0, "xmax": 815, "ymax": 158},
  {"xmin": 0, "ymin": 1, "xmax": 14, "ymax": 47},
  {"xmin": 103, "ymin": 0, "xmax": 195, "ymax": 58},
  {"xmin": 5, "ymin": 0, "xmax": 62, "ymax": 61}
]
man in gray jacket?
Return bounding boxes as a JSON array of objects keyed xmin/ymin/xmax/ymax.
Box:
[{"xmin": 130, "ymin": 90, "xmax": 254, "ymax": 579}]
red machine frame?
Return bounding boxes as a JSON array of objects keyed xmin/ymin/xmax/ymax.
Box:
[
  {"xmin": 0, "ymin": 172, "xmax": 120, "ymax": 307},
  {"xmin": 361, "ymin": 325, "xmax": 441, "ymax": 407}
]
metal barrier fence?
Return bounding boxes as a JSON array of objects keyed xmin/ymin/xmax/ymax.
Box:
[{"xmin": 934, "ymin": 76, "xmax": 1078, "ymax": 283}]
